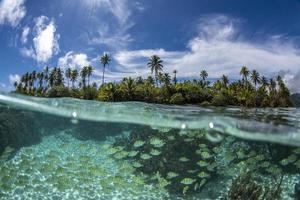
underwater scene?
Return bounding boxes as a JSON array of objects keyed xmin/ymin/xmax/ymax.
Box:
[{"xmin": 0, "ymin": 92, "xmax": 300, "ymax": 200}]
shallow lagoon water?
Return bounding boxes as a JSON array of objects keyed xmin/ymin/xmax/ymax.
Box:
[{"xmin": 0, "ymin": 93, "xmax": 300, "ymax": 199}]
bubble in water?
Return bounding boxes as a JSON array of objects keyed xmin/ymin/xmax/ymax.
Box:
[
  {"xmin": 71, "ymin": 111, "xmax": 78, "ymax": 124},
  {"xmin": 72, "ymin": 111, "xmax": 77, "ymax": 118},
  {"xmin": 179, "ymin": 123, "xmax": 187, "ymax": 135},
  {"xmin": 209, "ymin": 122, "xmax": 214, "ymax": 129}
]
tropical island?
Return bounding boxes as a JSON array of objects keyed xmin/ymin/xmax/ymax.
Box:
[{"xmin": 13, "ymin": 54, "xmax": 294, "ymax": 107}]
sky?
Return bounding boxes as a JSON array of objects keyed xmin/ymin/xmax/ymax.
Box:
[{"xmin": 1, "ymin": 0, "xmax": 300, "ymax": 92}]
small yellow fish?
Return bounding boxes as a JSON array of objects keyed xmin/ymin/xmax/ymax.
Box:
[{"xmin": 180, "ymin": 178, "xmax": 195, "ymax": 185}]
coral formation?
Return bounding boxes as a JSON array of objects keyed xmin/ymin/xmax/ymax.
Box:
[{"xmin": 226, "ymin": 171, "xmax": 283, "ymax": 200}]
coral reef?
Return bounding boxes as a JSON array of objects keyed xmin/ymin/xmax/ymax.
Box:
[{"xmin": 226, "ymin": 171, "xmax": 283, "ymax": 200}]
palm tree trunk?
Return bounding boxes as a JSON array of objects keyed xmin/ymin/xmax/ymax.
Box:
[
  {"xmin": 102, "ymin": 65, "xmax": 105, "ymax": 85},
  {"xmin": 174, "ymin": 74, "xmax": 177, "ymax": 84}
]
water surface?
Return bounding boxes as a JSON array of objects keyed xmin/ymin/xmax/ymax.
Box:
[{"xmin": 0, "ymin": 92, "xmax": 300, "ymax": 199}]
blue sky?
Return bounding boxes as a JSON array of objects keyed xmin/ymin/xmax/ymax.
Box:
[{"xmin": 1, "ymin": 0, "xmax": 300, "ymax": 92}]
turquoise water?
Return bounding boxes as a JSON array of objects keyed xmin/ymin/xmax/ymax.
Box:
[{"xmin": 0, "ymin": 92, "xmax": 300, "ymax": 199}]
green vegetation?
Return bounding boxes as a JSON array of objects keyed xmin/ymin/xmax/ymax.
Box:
[{"xmin": 13, "ymin": 54, "xmax": 293, "ymax": 107}]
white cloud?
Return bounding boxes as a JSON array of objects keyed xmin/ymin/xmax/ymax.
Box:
[
  {"xmin": 81, "ymin": 0, "xmax": 131, "ymax": 26},
  {"xmin": 89, "ymin": 29, "xmax": 133, "ymax": 49},
  {"xmin": 0, "ymin": 0, "xmax": 26, "ymax": 27},
  {"xmin": 21, "ymin": 16, "xmax": 60, "ymax": 63},
  {"xmin": 112, "ymin": 49, "xmax": 184, "ymax": 78},
  {"xmin": 112, "ymin": 14, "xmax": 300, "ymax": 81},
  {"xmin": 20, "ymin": 26, "xmax": 30, "ymax": 44},
  {"xmin": 281, "ymin": 70, "xmax": 300, "ymax": 93},
  {"xmin": 58, "ymin": 51, "xmax": 91, "ymax": 69},
  {"xmin": 9, "ymin": 74, "xmax": 20, "ymax": 84},
  {"xmin": 83, "ymin": 0, "xmax": 139, "ymax": 49}
]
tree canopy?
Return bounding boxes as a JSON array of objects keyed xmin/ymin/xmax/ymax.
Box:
[{"xmin": 13, "ymin": 54, "xmax": 294, "ymax": 108}]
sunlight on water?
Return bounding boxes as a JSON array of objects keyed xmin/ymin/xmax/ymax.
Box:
[{"xmin": 0, "ymin": 92, "xmax": 300, "ymax": 199}]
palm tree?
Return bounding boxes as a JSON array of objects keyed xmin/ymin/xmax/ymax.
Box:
[
  {"xmin": 250, "ymin": 70, "xmax": 260, "ymax": 88},
  {"xmin": 44, "ymin": 66, "xmax": 49, "ymax": 88},
  {"xmin": 21, "ymin": 74, "xmax": 26, "ymax": 87},
  {"xmin": 240, "ymin": 66, "xmax": 249, "ymax": 83},
  {"xmin": 87, "ymin": 65, "xmax": 94, "ymax": 86},
  {"xmin": 104, "ymin": 83, "xmax": 117, "ymax": 101},
  {"xmin": 31, "ymin": 70, "xmax": 37, "ymax": 88},
  {"xmin": 147, "ymin": 55, "xmax": 163, "ymax": 86},
  {"xmin": 146, "ymin": 76, "xmax": 155, "ymax": 86},
  {"xmin": 100, "ymin": 53, "xmax": 111, "ymax": 85},
  {"xmin": 28, "ymin": 72, "xmax": 33, "ymax": 89},
  {"xmin": 49, "ymin": 68, "xmax": 56, "ymax": 88},
  {"xmin": 56, "ymin": 68, "xmax": 64, "ymax": 86},
  {"xmin": 24, "ymin": 72, "xmax": 29, "ymax": 89},
  {"xmin": 213, "ymin": 80, "xmax": 222, "ymax": 91},
  {"xmin": 173, "ymin": 70, "xmax": 178, "ymax": 84},
  {"xmin": 122, "ymin": 77, "xmax": 136, "ymax": 100},
  {"xmin": 70, "ymin": 69, "xmax": 78, "ymax": 88},
  {"xmin": 163, "ymin": 73, "xmax": 171, "ymax": 86},
  {"xmin": 92, "ymin": 82, "xmax": 97, "ymax": 88},
  {"xmin": 261, "ymin": 76, "xmax": 268, "ymax": 87},
  {"xmin": 80, "ymin": 67, "xmax": 88, "ymax": 88},
  {"xmin": 269, "ymin": 78, "xmax": 277, "ymax": 94},
  {"xmin": 157, "ymin": 72, "xmax": 164, "ymax": 86},
  {"xmin": 136, "ymin": 76, "xmax": 144, "ymax": 85},
  {"xmin": 13, "ymin": 81, "xmax": 18, "ymax": 88},
  {"xmin": 37, "ymin": 72, "xmax": 44, "ymax": 88},
  {"xmin": 276, "ymin": 75, "xmax": 282, "ymax": 83},
  {"xmin": 65, "ymin": 68, "xmax": 71, "ymax": 88},
  {"xmin": 221, "ymin": 74, "xmax": 229, "ymax": 88},
  {"xmin": 200, "ymin": 70, "xmax": 208, "ymax": 81}
]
